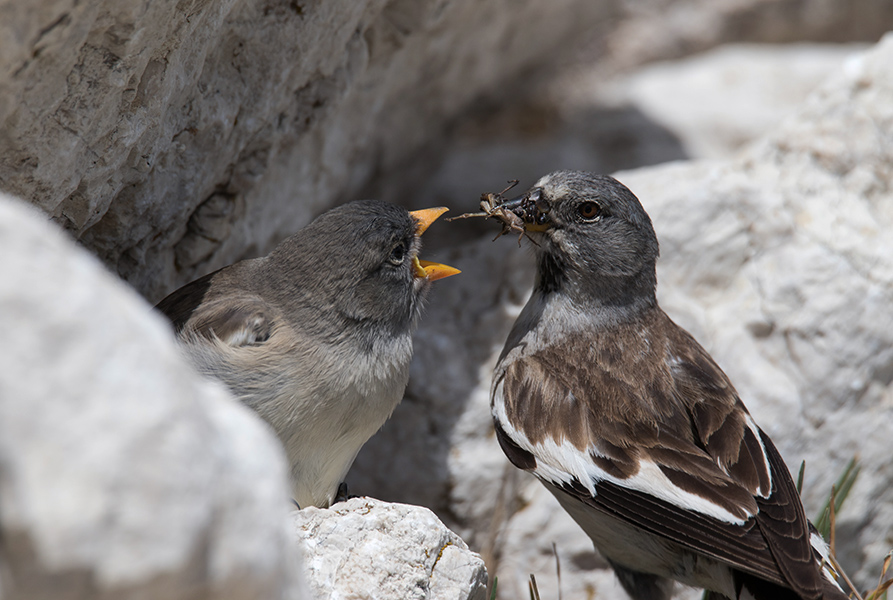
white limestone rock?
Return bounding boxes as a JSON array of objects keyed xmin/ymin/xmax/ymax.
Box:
[
  {"xmin": 0, "ymin": 192, "xmax": 301, "ymax": 600},
  {"xmin": 291, "ymin": 497, "xmax": 487, "ymax": 600},
  {"xmin": 596, "ymin": 43, "xmax": 869, "ymax": 159}
]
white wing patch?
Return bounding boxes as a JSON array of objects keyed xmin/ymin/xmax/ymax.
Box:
[
  {"xmin": 745, "ymin": 415, "xmax": 773, "ymax": 498},
  {"xmin": 221, "ymin": 313, "xmax": 268, "ymax": 346},
  {"xmin": 492, "ymin": 379, "xmax": 753, "ymax": 526},
  {"xmin": 809, "ymin": 531, "xmax": 846, "ymax": 589}
]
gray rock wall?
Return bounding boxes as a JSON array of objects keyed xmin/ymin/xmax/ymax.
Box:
[
  {"xmin": 5, "ymin": 1, "xmax": 891, "ymax": 303},
  {"xmin": 0, "ymin": 0, "xmax": 614, "ymax": 302}
]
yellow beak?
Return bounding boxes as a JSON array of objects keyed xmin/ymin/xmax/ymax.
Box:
[
  {"xmin": 408, "ymin": 207, "xmax": 461, "ymax": 281},
  {"xmin": 410, "ymin": 207, "xmax": 450, "ymax": 235}
]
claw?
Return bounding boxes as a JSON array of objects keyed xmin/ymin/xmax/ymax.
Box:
[{"xmin": 334, "ymin": 482, "xmax": 351, "ymax": 504}]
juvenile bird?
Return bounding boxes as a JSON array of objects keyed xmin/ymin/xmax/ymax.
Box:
[
  {"xmin": 157, "ymin": 200, "xmax": 459, "ymax": 509},
  {"xmin": 489, "ymin": 171, "xmax": 845, "ymax": 600}
]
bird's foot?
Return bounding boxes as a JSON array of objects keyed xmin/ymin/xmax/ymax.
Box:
[{"xmin": 333, "ymin": 481, "xmax": 357, "ymax": 504}]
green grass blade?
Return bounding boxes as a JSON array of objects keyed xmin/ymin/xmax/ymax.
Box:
[
  {"xmin": 834, "ymin": 461, "xmax": 861, "ymax": 514},
  {"xmin": 814, "ymin": 457, "xmax": 860, "ymax": 539}
]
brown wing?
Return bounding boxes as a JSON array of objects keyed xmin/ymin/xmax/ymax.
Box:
[
  {"xmin": 669, "ymin": 320, "xmax": 821, "ymax": 599},
  {"xmin": 496, "ymin": 307, "xmax": 822, "ymax": 599},
  {"xmin": 755, "ymin": 434, "xmax": 824, "ymax": 599}
]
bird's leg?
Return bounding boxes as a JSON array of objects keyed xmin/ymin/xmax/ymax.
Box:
[
  {"xmin": 446, "ymin": 211, "xmax": 489, "ymax": 221},
  {"xmin": 607, "ymin": 559, "xmax": 675, "ymax": 600},
  {"xmin": 333, "ymin": 481, "xmax": 352, "ymax": 504}
]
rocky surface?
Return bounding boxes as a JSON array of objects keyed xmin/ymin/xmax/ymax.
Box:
[
  {"xmin": 4, "ymin": 0, "xmax": 891, "ymax": 304},
  {"xmin": 0, "ymin": 0, "xmax": 615, "ymax": 302},
  {"xmin": 581, "ymin": 42, "xmax": 869, "ymax": 159},
  {"xmin": 348, "ymin": 34, "xmax": 893, "ymax": 598},
  {"xmin": 0, "ymin": 192, "xmax": 301, "ymax": 599},
  {"xmin": 0, "ymin": 190, "xmax": 491, "ymax": 599},
  {"xmin": 4, "ymin": 1, "xmax": 893, "ymax": 599},
  {"xmin": 292, "ymin": 498, "xmax": 487, "ymax": 600}
]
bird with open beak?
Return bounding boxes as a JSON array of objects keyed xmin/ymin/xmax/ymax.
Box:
[
  {"xmin": 157, "ymin": 200, "xmax": 459, "ymax": 509},
  {"xmin": 488, "ymin": 171, "xmax": 846, "ymax": 600}
]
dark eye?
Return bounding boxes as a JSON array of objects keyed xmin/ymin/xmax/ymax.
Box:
[
  {"xmin": 577, "ymin": 201, "xmax": 601, "ymax": 221},
  {"xmin": 389, "ymin": 242, "xmax": 406, "ymax": 265}
]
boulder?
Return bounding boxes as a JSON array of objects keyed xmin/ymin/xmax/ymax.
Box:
[
  {"xmin": 5, "ymin": 0, "xmax": 891, "ymax": 304},
  {"xmin": 600, "ymin": 0, "xmax": 892, "ymax": 71},
  {"xmin": 0, "ymin": 192, "xmax": 301, "ymax": 599},
  {"xmin": 591, "ymin": 42, "xmax": 869, "ymax": 159}
]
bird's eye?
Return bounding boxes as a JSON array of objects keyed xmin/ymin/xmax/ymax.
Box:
[
  {"xmin": 389, "ymin": 243, "xmax": 407, "ymax": 265},
  {"xmin": 577, "ymin": 201, "xmax": 601, "ymax": 221}
]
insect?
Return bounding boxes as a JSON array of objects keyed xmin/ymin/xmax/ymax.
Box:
[{"xmin": 447, "ymin": 180, "xmax": 537, "ymax": 246}]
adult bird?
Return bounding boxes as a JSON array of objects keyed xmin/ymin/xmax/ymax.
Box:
[
  {"xmin": 489, "ymin": 171, "xmax": 845, "ymax": 600},
  {"xmin": 157, "ymin": 200, "xmax": 459, "ymax": 509}
]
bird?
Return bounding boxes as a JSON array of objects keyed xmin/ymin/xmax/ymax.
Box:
[
  {"xmin": 156, "ymin": 199, "xmax": 459, "ymax": 509},
  {"xmin": 488, "ymin": 171, "xmax": 846, "ymax": 600}
]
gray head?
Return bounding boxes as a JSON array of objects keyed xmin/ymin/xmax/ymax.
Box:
[
  {"xmin": 502, "ymin": 171, "xmax": 660, "ymax": 309},
  {"xmin": 258, "ymin": 200, "xmax": 440, "ymax": 339}
]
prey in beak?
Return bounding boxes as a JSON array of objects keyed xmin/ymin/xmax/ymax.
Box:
[
  {"xmin": 495, "ymin": 187, "xmax": 552, "ymax": 234},
  {"xmin": 447, "ymin": 181, "xmax": 550, "ymax": 245},
  {"xmin": 408, "ymin": 207, "xmax": 461, "ymax": 281}
]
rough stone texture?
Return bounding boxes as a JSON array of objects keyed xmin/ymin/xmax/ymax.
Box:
[
  {"xmin": 291, "ymin": 498, "xmax": 487, "ymax": 600},
  {"xmin": 4, "ymin": 1, "xmax": 893, "ymax": 598},
  {"xmin": 0, "ymin": 0, "xmax": 616, "ymax": 302},
  {"xmin": 4, "ymin": 0, "xmax": 891, "ymax": 305},
  {"xmin": 347, "ymin": 35, "xmax": 893, "ymax": 598},
  {"xmin": 0, "ymin": 192, "xmax": 302, "ymax": 600}
]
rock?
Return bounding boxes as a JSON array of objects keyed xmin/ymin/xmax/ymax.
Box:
[
  {"xmin": 0, "ymin": 192, "xmax": 302, "ymax": 600},
  {"xmin": 601, "ymin": 0, "xmax": 893, "ymax": 71},
  {"xmin": 5, "ymin": 0, "xmax": 893, "ymax": 598},
  {"xmin": 5, "ymin": 0, "xmax": 889, "ymax": 304},
  {"xmin": 0, "ymin": 0, "xmax": 613, "ymax": 302},
  {"xmin": 291, "ymin": 497, "xmax": 487, "ymax": 600},
  {"xmin": 375, "ymin": 42, "xmax": 865, "ymax": 224},
  {"xmin": 584, "ymin": 43, "xmax": 869, "ymax": 159},
  {"xmin": 346, "ymin": 35, "xmax": 893, "ymax": 598}
]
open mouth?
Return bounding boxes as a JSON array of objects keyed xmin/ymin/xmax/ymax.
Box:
[{"xmin": 408, "ymin": 207, "xmax": 461, "ymax": 281}]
